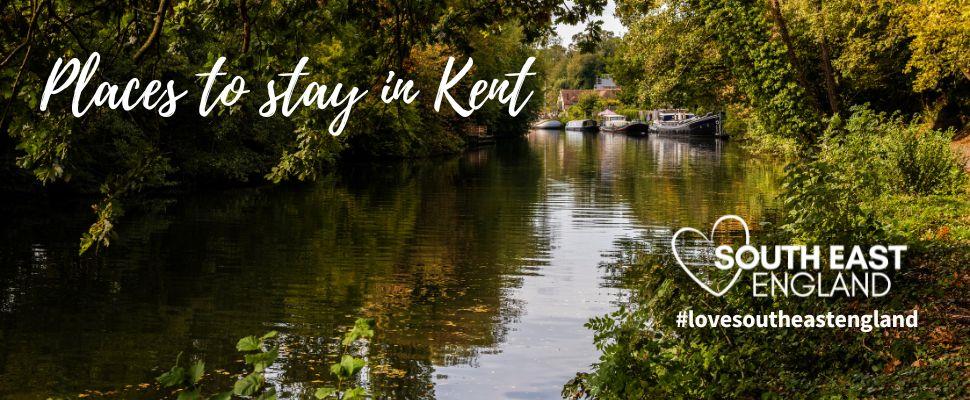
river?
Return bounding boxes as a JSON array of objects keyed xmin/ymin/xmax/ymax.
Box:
[{"xmin": 0, "ymin": 130, "xmax": 782, "ymax": 399}]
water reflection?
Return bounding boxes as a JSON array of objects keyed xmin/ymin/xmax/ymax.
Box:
[{"xmin": 0, "ymin": 131, "xmax": 782, "ymax": 399}]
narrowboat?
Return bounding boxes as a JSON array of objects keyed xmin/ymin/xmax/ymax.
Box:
[{"xmin": 565, "ymin": 119, "xmax": 599, "ymax": 132}]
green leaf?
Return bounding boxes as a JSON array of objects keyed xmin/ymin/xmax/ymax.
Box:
[
  {"xmin": 177, "ymin": 389, "xmax": 203, "ymax": 400},
  {"xmin": 188, "ymin": 361, "xmax": 205, "ymax": 384},
  {"xmin": 237, "ymin": 335, "xmax": 261, "ymax": 352},
  {"xmin": 342, "ymin": 318, "xmax": 375, "ymax": 346},
  {"xmin": 329, "ymin": 362, "xmax": 344, "ymax": 378},
  {"xmin": 157, "ymin": 366, "xmax": 186, "ymax": 387},
  {"xmin": 334, "ymin": 355, "xmax": 366, "ymax": 378},
  {"xmin": 343, "ymin": 387, "xmax": 367, "ymax": 400},
  {"xmin": 208, "ymin": 392, "xmax": 232, "ymax": 400},
  {"xmin": 260, "ymin": 331, "xmax": 279, "ymax": 341},
  {"xmin": 244, "ymin": 348, "xmax": 279, "ymax": 372},
  {"xmin": 233, "ymin": 372, "xmax": 265, "ymax": 396},
  {"xmin": 314, "ymin": 387, "xmax": 337, "ymax": 399}
]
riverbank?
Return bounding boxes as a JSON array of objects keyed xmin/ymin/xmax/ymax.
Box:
[{"xmin": 565, "ymin": 107, "xmax": 970, "ymax": 399}]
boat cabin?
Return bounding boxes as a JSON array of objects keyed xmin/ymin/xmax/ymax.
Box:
[
  {"xmin": 648, "ymin": 109, "xmax": 695, "ymax": 122},
  {"xmin": 603, "ymin": 115, "xmax": 627, "ymax": 123},
  {"xmin": 565, "ymin": 119, "xmax": 598, "ymax": 131},
  {"xmin": 598, "ymin": 109, "xmax": 629, "ymax": 129}
]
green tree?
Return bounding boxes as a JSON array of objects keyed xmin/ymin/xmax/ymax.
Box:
[
  {"xmin": 611, "ymin": 0, "xmax": 970, "ymax": 148},
  {"xmin": 0, "ymin": 0, "xmax": 608, "ymax": 253}
]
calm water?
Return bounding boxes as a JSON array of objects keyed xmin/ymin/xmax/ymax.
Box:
[{"xmin": 0, "ymin": 131, "xmax": 781, "ymax": 399}]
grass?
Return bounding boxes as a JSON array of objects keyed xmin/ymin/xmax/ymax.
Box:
[{"xmin": 873, "ymin": 191, "xmax": 970, "ymax": 243}]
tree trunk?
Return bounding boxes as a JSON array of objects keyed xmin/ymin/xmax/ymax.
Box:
[
  {"xmin": 132, "ymin": 0, "xmax": 170, "ymax": 62},
  {"xmin": 816, "ymin": 0, "xmax": 840, "ymax": 115},
  {"xmin": 239, "ymin": 0, "xmax": 251, "ymax": 54},
  {"xmin": 818, "ymin": 37, "xmax": 839, "ymax": 115},
  {"xmin": 767, "ymin": 0, "xmax": 822, "ymax": 113}
]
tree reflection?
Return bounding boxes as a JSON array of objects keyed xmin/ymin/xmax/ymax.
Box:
[{"xmin": 0, "ymin": 131, "xmax": 782, "ymax": 399}]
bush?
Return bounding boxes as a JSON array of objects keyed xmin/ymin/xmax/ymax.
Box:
[
  {"xmin": 563, "ymin": 93, "xmax": 605, "ymax": 120},
  {"xmin": 568, "ymin": 106, "xmax": 969, "ymax": 400},
  {"xmin": 783, "ymin": 106, "xmax": 967, "ymax": 244},
  {"xmin": 564, "ymin": 238, "xmax": 887, "ymax": 400},
  {"xmin": 733, "ymin": 112, "xmax": 799, "ymax": 157},
  {"xmin": 566, "ymin": 227, "xmax": 969, "ymax": 399},
  {"xmin": 897, "ymin": 128, "xmax": 966, "ymax": 195},
  {"xmin": 614, "ymin": 108, "xmax": 642, "ymax": 121}
]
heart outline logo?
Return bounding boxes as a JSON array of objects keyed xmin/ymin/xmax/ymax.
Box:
[{"xmin": 671, "ymin": 215, "xmax": 750, "ymax": 297}]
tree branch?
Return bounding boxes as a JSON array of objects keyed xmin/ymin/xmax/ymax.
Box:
[
  {"xmin": 816, "ymin": 0, "xmax": 840, "ymax": 115},
  {"xmin": 239, "ymin": 0, "xmax": 251, "ymax": 53},
  {"xmin": 132, "ymin": 0, "xmax": 170, "ymax": 63},
  {"xmin": 0, "ymin": 0, "xmax": 44, "ymax": 138}
]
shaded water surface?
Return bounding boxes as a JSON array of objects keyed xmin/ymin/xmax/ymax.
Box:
[{"xmin": 0, "ymin": 131, "xmax": 782, "ymax": 399}]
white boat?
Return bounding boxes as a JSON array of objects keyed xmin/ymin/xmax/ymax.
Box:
[
  {"xmin": 565, "ymin": 119, "xmax": 598, "ymax": 132},
  {"xmin": 599, "ymin": 110, "xmax": 649, "ymax": 136},
  {"xmin": 600, "ymin": 112, "xmax": 628, "ymax": 130},
  {"xmin": 532, "ymin": 119, "xmax": 564, "ymax": 129}
]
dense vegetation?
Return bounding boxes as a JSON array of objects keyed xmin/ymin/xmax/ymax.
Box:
[
  {"xmin": 608, "ymin": 0, "xmax": 969, "ymax": 149},
  {"xmin": 3, "ymin": 0, "xmax": 969, "ymax": 398},
  {"xmin": 565, "ymin": 108, "xmax": 969, "ymax": 399},
  {"xmin": 535, "ymin": 36, "xmax": 657, "ymax": 122},
  {"xmin": 535, "ymin": 35, "xmax": 623, "ymax": 96},
  {"xmin": 565, "ymin": 0, "xmax": 969, "ymax": 398},
  {"xmin": 0, "ymin": 0, "xmax": 609, "ymax": 253}
]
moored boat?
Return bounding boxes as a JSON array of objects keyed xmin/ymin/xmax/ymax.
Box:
[
  {"xmin": 599, "ymin": 112, "xmax": 649, "ymax": 136},
  {"xmin": 565, "ymin": 119, "xmax": 599, "ymax": 132},
  {"xmin": 612, "ymin": 121, "xmax": 650, "ymax": 136},
  {"xmin": 648, "ymin": 109, "xmax": 725, "ymax": 137},
  {"xmin": 532, "ymin": 119, "xmax": 564, "ymax": 129},
  {"xmin": 599, "ymin": 112, "xmax": 627, "ymax": 131}
]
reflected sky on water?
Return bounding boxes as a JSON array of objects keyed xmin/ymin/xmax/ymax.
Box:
[{"xmin": 0, "ymin": 131, "xmax": 781, "ymax": 399}]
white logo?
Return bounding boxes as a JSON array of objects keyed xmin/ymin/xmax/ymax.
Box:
[
  {"xmin": 671, "ymin": 215, "xmax": 749, "ymax": 297},
  {"xmin": 672, "ymin": 215, "xmax": 906, "ymax": 298}
]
